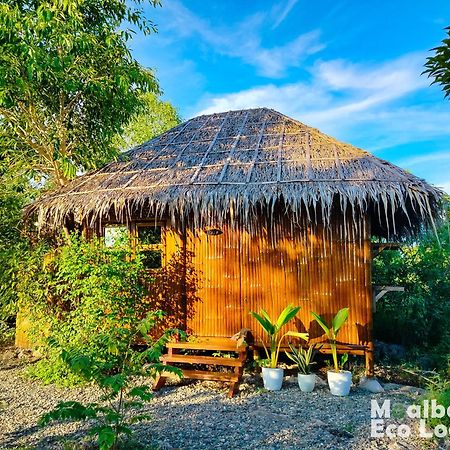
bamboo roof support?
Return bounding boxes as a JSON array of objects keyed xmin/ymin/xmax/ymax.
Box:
[
  {"xmin": 245, "ymin": 116, "xmax": 270, "ymax": 183},
  {"xmin": 190, "ymin": 111, "xmax": 231, "ymax": 184},
  {"xmin": 218, "ymin": 111, "xmax": 250, "ymax": 183}
]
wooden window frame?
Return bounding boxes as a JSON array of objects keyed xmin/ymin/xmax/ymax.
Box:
[{"xmin": 132, "ymin": 221, "xmax": 166, "ymax": 269}]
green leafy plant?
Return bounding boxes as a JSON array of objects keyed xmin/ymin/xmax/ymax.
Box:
[
  {"xmin": 39, "ymin": 310, "xmax": 182, "ymax": 450},
  {"xmin": 373, "ymin": 202, "xmax": 450, "ymax": 372},
  {"xmin": 18, "ymin": 233, "xmax": 160, "ymax": 385},
  {"xmin": 424, "ymin": 26, "xmax": 450, "ymax": 99},
  {"xmin": 286, "ymin": 343, "xmax": 320, "ymax": 375},
  {"xmin": 250, "ymin": 304, "xmax": 308, "ymax": 368},
  {"xmin": 311, "ymin": 308, "xmax": 349, "ymax": 372},
  {"xmin": 0, "ymin": 167, "xmax": 36, "ymax": 342},
  {"xmin": 113, "ymin": 92, "xmax": 181, "ymax": 151}
]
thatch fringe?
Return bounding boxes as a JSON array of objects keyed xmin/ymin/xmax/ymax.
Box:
[{"xmin": 26, "ymin": 108, "xmax": 443, "ymax": 238}]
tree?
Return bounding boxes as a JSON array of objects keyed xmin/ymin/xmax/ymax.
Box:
[
  {"xmin": 424, "ymin": 26, "xmax": 450, "ymax": 98},
  {"xmin": 113, "ymin": 92, "xmax": 181, "ymax": 151},
  {"xmin": 0, "ymin": 0, "xmax": 161, "ymax": 187}
]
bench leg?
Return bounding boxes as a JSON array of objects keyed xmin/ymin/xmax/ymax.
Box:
[
  {"xmin": 228, "ymin": 381, "xmax": 240, "ymax": 398},
  {"xmin": 228, "ymin": 354, "xmax": 245, "ymax": 398},
  {"xmin": 153, "ymin": 374, "xmax": 167, "ymax": 391},
  {"xmin": 365, "ymin": 344, "xmax": 374, "ymax": 377}
]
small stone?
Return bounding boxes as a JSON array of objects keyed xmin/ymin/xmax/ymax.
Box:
[
  {"xmin": 359, "ymin": 376, "xmax": 384, "ymax": 393},
  {"xmin": 398, "ymin": 385, "xmax": 425, "ymax": 395},
  {"xmin": 285, "ymin": 375, "xmax": 297, "ymax": 384},
  {"xmin": 314, "ymin": 375, "xmax": 327, "ymax": 386}
]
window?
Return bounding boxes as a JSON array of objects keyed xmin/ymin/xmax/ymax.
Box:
[
  {"xmin": 136, "ymin": 223, "xmax": 164, "ymax": 269},
  {"xmin": 104, "ymin": 225, "xmax": 129, "ymax": 248}
]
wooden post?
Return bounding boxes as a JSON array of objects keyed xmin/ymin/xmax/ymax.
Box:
[{"xmin": 365, "ymin": 217, "xmax": 375, "ymax": 377}]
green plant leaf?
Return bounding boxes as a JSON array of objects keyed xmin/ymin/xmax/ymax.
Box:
[
  {"xmin": 102, "ymin": 374, "xmax": 126, "ymax": 394},
  {"xmin": 284, "ymin": 331, "xmax": 309, "ymax": 341},
  {"xmin": 128, "ymin": 385, "xmax": 153, "ymax": 401},
  {"xmin": 250, "ymin": 311, "xmax": 275, "ymax": 335},
  {"xmin": 275, "ymin": 304, "xmax": 301, "ymax": 331},
  {"xmin": 129, "ymin": 413, "xmax": 152, "ymax": 424},
  {"xmin": 332, "ymin": 308, "xmax": 349, "ymax": 334},
  {"xmin": 93, "ymin": 425, "xmax": 116, "ymax": 450},
  {"xmin": 39, "ymin": 401, "xmax": 97, "ymax": 426},
  {"xmin": 311, "ymin": 312, "xmax": 330, "ymax": 336},
  {"xmin": 340, "ymin": 352, "xmax": 349, "ymax": 369}
]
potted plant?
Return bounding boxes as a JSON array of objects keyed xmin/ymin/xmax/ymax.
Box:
[
  {"xmin": 250, "ymin": 304, "xmax": 308, "ymax": 391},
  {"xmin": 311, "ymin": 307, "xmax": 352, "ymax": 396},
  {"xmin": 286, "ymin": 343, "xmax": 320, "ymax": 392}
]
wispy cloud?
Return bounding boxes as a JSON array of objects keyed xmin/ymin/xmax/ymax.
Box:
[
  {"xmin": 160, "ymin": 1, "xmax": 324, "ymax": 78},
  {"xmin": 271, "ymin": 0, "xmax": 299, "ymax": 29},
  {"xmin": 195, "ymin": 52, "xmax": 428, "ymax": 122},
  {"xmin": 395, "ymin": 151, "xmax": 450, "ymax": 194},
  {"xmin": 193, "ymin": 52, "xmax": 450, "ymax": 160},
  {"xmin": 397, "ymin": 151, "xmax": 450, "ymax": 168}
]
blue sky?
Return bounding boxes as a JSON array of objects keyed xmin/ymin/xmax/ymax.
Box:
[{"xmin": 131, "ymin": 0, "xmax": 450, "ymax": 193}]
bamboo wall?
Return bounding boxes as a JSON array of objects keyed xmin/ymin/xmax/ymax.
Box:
[{"xmin": 185, "ymin": 214, "xmax": 372, "ymax": 348}]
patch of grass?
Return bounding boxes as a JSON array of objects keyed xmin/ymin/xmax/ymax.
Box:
[
  {"xmin": 342, "ymin": 422, "xmax": 356, "ymax": 434},
  {"xmin": 423, "ymin": 376, "xmax": 450, "ymax": 429}
]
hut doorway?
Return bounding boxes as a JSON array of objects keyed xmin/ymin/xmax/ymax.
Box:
[
  {"xmin": 186, "ymin": 225, "xmax": 243, "ymax": 337},
  {"xmin": 185, "ymin": 220, "xmax": 309, "ymax": 339}
]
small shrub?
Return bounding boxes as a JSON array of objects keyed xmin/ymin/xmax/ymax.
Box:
[
  {"xmin": 40, "ymin": 310, "xmax": 182, "ymax": 450},
  {"xmin": 373, "ymin": 213, "xmax": 450, "ymax": 372},
  {"xmin": 18, "ymin": 233, "xmax": 157, "ymax": 385}
]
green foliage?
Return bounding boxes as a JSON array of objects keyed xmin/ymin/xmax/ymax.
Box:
[
  {"xmin": 113, "ymin": 92, "xmax": 181, "ymax": 151},
  {"xmin": 250, "ymin": 304, "xmax": 308, "ymax": 368},
  {"xmin": 423, "ymin": 374, "xmax": 450, "ymax": 429},
  {"xmin": 311, "ymin": 308, "xmax": 349, "ymax": 372},
  {"xmin": 286, "ymin": 343, "xmax": 320, "ymax": 375},
  {"xmin": 424, "ymin": 26, "xmax": 450, "ymax": 99},
  {"xmin": 18, "ymin": 234, "xmax": 163, "ymax": 384},
  {"xmin": 0, "ymin": 166, "xmax": 35, "ymax": 341},
  {"xmin": 0, "ymin": 0, "xmax": 161, "ymax": 186},
  {"xmin": 17, "ymin": 234, "xmax": 182, "ymax": 448},
  {"xmin": 39, "ymin": 310, "xmax": 182, "ymax": 449},
  {"xmin": 373, "ymin": 208, "xmax": 450, "ymax": 370}
]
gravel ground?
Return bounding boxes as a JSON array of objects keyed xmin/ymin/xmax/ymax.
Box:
[{"xmin": 1, "ymin": 363, "xmax": 449, "ymax": 450}]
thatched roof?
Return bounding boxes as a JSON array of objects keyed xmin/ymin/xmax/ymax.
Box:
[{"xmin": 29, "ymin": 108, "xmax": 442, "ymax": 236}]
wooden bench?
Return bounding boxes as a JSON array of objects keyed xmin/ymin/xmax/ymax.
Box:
[{"xmin": 153, "ymin": 338, "xmax": 248, "ymax": 398}]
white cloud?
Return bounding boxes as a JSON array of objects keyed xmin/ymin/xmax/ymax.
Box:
[
  {"xmin": 248, "ymin": 31, "xmax": 325, "ymax": 78},
  {"xmin": 271, "ymin": 0, "xmax": 299, "ymax": 29},
  {"xmin": 394, "ymin": 151, "xmax": 450, "ymax": 194},
  {"xmin": 195, "ymin": 52, "xmax": 429, "ymax": 124},
  {"xmin": 440, "ymin": 181, "xmax": 450, "ymax": 194},
  {"xmin": 160, "ymin": 1, "xmax": 324, "ymax": 78}
]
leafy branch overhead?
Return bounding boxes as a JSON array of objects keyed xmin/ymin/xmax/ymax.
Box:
[
  {"xmin": 0, "ymin": 0, "xmax": 161, "ymax": 186},
  {"xmin": 424, "ymin": 26, "xmax": 450, "ymax": 99}
]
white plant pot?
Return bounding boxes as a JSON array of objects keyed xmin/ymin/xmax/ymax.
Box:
[
  {"xmin": 261, "ymin": 367, "xmax": 284, "ymax": 391},
  {"xmin": 327, "ymin": 370, "xmax": 352, "ymax": 396},
  {"xmin": 297, "ymin": 373, "xmax": 316, "ymax": 392}
]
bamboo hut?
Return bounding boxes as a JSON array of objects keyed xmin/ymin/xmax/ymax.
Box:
[{"xmin": 23, "ymin": 108, "xmax": 442, "ymax": 375}]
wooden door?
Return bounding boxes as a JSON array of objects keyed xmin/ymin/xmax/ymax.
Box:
[{"xmin": 186, "ymin": 226, "xmax": 242, "ymax": 336}]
